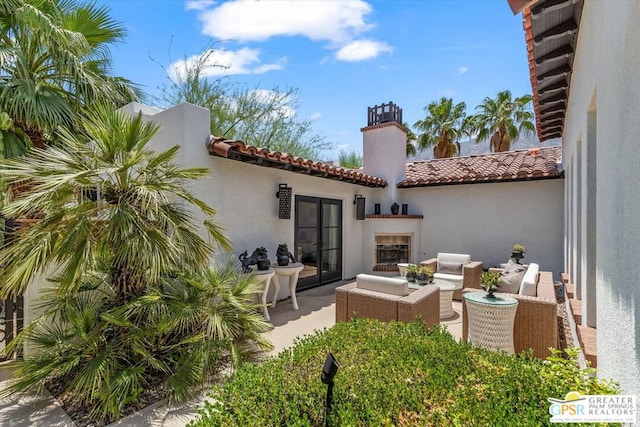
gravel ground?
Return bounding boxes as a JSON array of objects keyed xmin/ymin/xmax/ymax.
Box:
[
  {"xmin": 47, "ymin": 377, "xmax": 170, "ymax": 427},
  {"xmin": 556, "ymin": 284, "xmax": 575, "ymax": 351}
]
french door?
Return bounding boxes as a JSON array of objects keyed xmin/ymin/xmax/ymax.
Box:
[{"xmin": 295, "ymin": 196, "xmax": 342, "ymax": 289}]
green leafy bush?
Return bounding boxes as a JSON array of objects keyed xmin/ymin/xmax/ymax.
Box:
[{"xmin": 192, "ymin": 319, "xmax": 619, "ymax": 427}]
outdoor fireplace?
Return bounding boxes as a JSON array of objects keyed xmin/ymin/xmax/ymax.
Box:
[{"xmin": 375, "ymin": 235, "xmax": 410, "ymax": 265}]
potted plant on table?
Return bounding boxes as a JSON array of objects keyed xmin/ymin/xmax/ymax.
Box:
[
  {"xmin": 405, "ymin": 264, "xmax": 418, "ymax": 282},
  {"xmin": 417, "ymin": 265, "xmax": 434, "ymax": 285},
  {"xmin": 481, "ymin": 271, "xmax": 501, "ymax": 298},
  {"xmin": 511, "ymin": 243, "xmax": 526, "ymax": 264}
]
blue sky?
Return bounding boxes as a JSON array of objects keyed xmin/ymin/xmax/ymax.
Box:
[{"xmin": 101, "ymin": 1, "xmax": 532, "ymax": 160}]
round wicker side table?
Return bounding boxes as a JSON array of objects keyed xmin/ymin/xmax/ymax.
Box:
[{"xmin": 463, "ymin": 292, "xmax": 518, "ymax": 354}]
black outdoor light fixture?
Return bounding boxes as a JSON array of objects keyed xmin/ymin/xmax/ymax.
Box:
[
  {"xmin": 275, "ymin": 183, "xmax": 292, "ymax": 219},
  {"xmin": 353, "ymin": 194, "xmax": 365, "ymax": 220},
  {"xmin": 321, "ymin": 352, "xmax": 339, "ymax": 425}
]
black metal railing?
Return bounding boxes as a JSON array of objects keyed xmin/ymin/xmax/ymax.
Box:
[{"xmin": 367, "ymin": 102, "xmax": 403, "ymax": 126}]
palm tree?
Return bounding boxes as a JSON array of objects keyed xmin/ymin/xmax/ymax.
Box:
[
  {"xmin": 0, "ymin": 107, "xmax": 272, "ymax": 423},
  {"xmin": 2, "ymin": 261, "xmax": 272, "ymax": 423},
  {"xmin": 403, "ymin": 122, "xmax": 417, "ymax": 157},
  {"xmin": 0, "ymin": 109, "xmax": 30, "ymax": 247},
  {"xmin": 0, "ymin": 105, "xmax": 230, "ymax": 302},
  {"xmin": 473, "ymin": 90, "xmax": 535, "ymax": 152},
  {"xmin": 413, "ymin": 97, "xmax": 468, "ymax": 159},
  {"xmin": 0, "ymin": 0, "xmax": 140, "ymax": 148}
]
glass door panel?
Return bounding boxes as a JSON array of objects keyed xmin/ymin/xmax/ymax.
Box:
[{"xmin": 296, "ymin": 196, "xmax": 342, "ymax": 289}]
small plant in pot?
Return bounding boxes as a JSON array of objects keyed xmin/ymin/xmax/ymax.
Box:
[
  {"xmin": 511, "ymin": 243, "xmax": 526, "ymax": 264},
  {"xmin": 481, "ymin": 271, "xmax": 501, "ymax": 298},
  {"xmin": 405, "ymin": 264, "xmax": 418, "ymax": 282},
  {"xmin": 417, "ymin": 265, "xmax": 434, "ymax": 284}
]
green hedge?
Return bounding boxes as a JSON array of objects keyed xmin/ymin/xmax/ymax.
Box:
[{"xmin": 191, "ymin": 319, "xmax": 619, "ymax": 427}]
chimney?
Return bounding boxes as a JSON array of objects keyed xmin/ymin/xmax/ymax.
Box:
[{"xmin": 362, "ymin": 102, "xmax": 407, "ymax": 205}]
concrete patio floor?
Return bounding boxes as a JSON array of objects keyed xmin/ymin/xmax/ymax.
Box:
[{"xmin": 0, "ymin": 280, "xmax": 463, "ymax": 427}]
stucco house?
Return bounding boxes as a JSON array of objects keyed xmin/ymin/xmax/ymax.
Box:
[
  {"xmin": 114, "ymin": 100, "xmax": 564, "ymax": 303},
  {"xmin": 3, "ymin": 98, "xmax": 563, "ymax": 362},
  {"xmin": 514, "ymin": 0, "xmax": 640, "ymax": 396}
]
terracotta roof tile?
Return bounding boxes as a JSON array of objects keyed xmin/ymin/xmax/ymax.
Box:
[
  {"xmin": 206, "ymin": 136, "xmax": 388, "ymax": 188},
  {"xmin": 398, "ymin": 146, "xmax": 562, "ymax": 188}
]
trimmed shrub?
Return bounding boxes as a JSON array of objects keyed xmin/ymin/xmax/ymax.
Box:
[{"xmin": 191, "ymin": 319, "xmax": 619, "ymax": 427}]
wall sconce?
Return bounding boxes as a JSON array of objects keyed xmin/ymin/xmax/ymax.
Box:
[
  {"xmin": 353, "ymin": 194, "xmax": 365, "ymax": 220},
  {"xmin": 276, "ymin": 184, "xmax": 292, "ymax": 219}
]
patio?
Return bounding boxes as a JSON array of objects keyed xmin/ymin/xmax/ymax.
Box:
[
  {"xmin": 0, "ymin": 281, "xmax": 463, "ymax": 427},
  {"xmin": 266, "ymin": 279, "xmax": 463, "ymax": 356}
]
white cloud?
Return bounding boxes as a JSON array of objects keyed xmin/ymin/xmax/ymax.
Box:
[
  {"xmin": 458, "ymin": 66, "xmax": 469, "ymax": 75},
  {"xmin": 308, "ymin": 112, "xmax": 322, "ymax": 121},
  {"xmin": 335, "ymin": 39, "xmax": 393, "ymax": 62},
  {"xmin": 185, "ymin": 0, "xmax": 216, "ymax": 11},
  {"xmin": 168, "ymin": 48, "xmax": 285, "ymax": 79},
  {"xmin": 196, "ymin": 0, "xmax": 373, "ymax": 44},
  {"xmin": 337, "ymin": 144, "xmax": 350, "ymax": 151},
  {"xmin": 189, "ymin": 0, "xmax": 390, "ymax": 63}
]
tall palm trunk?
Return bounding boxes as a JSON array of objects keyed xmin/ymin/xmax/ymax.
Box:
[
  {"xmin": 434, "ymin": 135, "xmax": 459, "ymax": 158},
  {"xmin": 20, "ymin": 124, "xmax": 45, "ymax": 149},
  {"xmin": 492, "ymin": 124, "xmax": 511, "ymax": 152},
  {"xmin": 112, "ymin": 262, "xmax": 146, "ymax": 305}
]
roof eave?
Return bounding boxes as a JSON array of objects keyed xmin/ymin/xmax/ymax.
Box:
[{"xmin": 206, "ymin": 136, "xmax": 388, "ymax": 188}]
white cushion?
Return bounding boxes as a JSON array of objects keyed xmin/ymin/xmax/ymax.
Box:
[
  {"xmin": 437, "ymin": 253, "xmax": 471, "ymax": 265},
  {"xmin": 437, "ymin": 261, "xmax": 463, "ymax": 275},
  {"xmin": 499, "ymin": 270, "xmax": 525, "ymax": 294},
  {"xmin": 519, "ymin": 263, "xmax": 539, "ymax": 296},
  {"xmin": 356, "ymin": 274, "xmax": 409, "ymax": 296},
  {"xmin": 433, "ymin": 272, "xmax": 463, "ymax": 290}
]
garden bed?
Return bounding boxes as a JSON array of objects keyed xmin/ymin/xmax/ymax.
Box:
[{"xmin": 191, "ymin": 319, "xmax": 618, "ymax": 426}]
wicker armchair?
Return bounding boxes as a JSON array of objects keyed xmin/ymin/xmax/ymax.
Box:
[
  {"xmin": 462, "ymin": 271, "xmax": 558, "ymax": 358},
  {"xmin": 420, "ymin": 253, "xmax": 483, "ymax": 300},
  {"xmin": 335, "ymin": 274, "xmax": 440, "ymax": 327}
]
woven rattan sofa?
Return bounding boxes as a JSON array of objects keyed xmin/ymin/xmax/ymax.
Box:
[
  {"xmin": 420, "ymin": 253, "xmax": 483, "ymax": 300},
  {"xmin": 462, "ymin": 269, "xmax": 558, "ymax": 358},
  {"xmin": 335, "ymin": 274, "xmax": 440, "ymax": 327}
]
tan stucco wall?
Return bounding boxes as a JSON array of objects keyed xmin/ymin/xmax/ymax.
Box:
[{"xmin": 561, "ymin": 0, "xmax": 640, "ymax": 395}]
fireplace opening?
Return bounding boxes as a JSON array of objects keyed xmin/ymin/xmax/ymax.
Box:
[{"xmin": 375, "ymin": 235, "xmax": 410, "ymax": 265}]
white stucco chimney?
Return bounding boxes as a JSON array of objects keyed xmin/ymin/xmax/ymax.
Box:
[{"xmin": 362, "ymin": 102, "xmax": 407, "ymax": 206}]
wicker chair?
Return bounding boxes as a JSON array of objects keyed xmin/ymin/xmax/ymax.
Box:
[
  {"xmin": 420, "ymin": 253, "xmax": 483, "ymax": 300},
  {"xmin": 462, "ymin": 270, "xmax": 558, "ymax": 358},
  {"xmin": 335, "ymin": 274, "xmax": 440, "ymax": 327}
]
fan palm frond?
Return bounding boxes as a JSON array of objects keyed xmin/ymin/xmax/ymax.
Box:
[
  {"xmin": 473, "ymin": 90, "xmax": 534, "ymax": 152},
  {"xmin": 413, "ymin": 97, "xmax": 467, "ymax": 158}
]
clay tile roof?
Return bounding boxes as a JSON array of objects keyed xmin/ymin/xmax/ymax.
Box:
[
  {"xmin": 206, "ymin": 136, "xmax": 388, "ymax": 188},
  {"xmin": 398, "ymin": 146, "xmax": 562, "ymax": 188}
]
